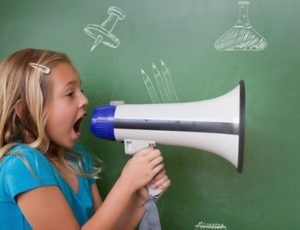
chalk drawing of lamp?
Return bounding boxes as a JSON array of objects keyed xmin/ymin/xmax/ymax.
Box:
[
  {"xmin": 215, "ymin": 1, "xmax": 267, "ymax": 51},
  {"xmin": 84, "ymin": 6, "xmax": 126, "ymax": 51}
]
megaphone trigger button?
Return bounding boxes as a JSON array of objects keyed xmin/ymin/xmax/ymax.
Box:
[{"xmin": 150, "ymin": 143, "xmax": 157, "ymax": 149}]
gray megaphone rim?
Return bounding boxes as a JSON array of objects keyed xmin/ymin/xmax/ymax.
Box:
[{"xmin": 237, "ymin": 80, "xmax": 245, "ymax": 173}]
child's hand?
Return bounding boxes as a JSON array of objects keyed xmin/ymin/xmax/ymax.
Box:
[
  {"xmin": 151, "ymin": 169, "xmax": 171, "ymax": 191},
  {"xmin": 149, "ymin": 169, "xmax": 171, "ymax": 198},
  {"xmin": 136, "ymin": 186, "xmax": 149, "ymax": 205},
  {"xmin": 137, "ymin": 169, "xmax": 171, "ymax": 204},
  {"xmin": 120, "ymin": 147, "xmax": 164, "ymax": 193}
]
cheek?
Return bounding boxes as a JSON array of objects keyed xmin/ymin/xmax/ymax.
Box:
[
  {"xmin": 47, "ymin": 100, "xmax": 73, "ymax": 124},
  {"xmin": 45, "ymin": 113, "xmax": 61, "ymax": 139},
  {"xmin": 45, "ymin": 107, "xmax": 72, "ymax": 138}
]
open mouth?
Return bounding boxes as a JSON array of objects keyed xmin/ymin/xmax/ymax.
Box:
[
  {"xmin": 73, "ymin": 118, "xmax": 82, "ymax": 135},
  {"xmin": 73, "ymin": 114, "xmax": 87, "ymax": 136}
]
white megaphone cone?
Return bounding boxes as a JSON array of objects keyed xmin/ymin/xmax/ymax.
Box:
[{"xmin": 90, "ymin": 80, "xmax": 245, "ymax": 172}]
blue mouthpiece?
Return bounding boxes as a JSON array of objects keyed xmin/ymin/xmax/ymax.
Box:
[{"xmin": 90, "ymin": 105, "xmax": 116, "ymax": 140}]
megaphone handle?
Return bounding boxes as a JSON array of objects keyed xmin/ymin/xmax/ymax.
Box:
[
  {"xmin": 124, "ymin": 139, "xmax": 162, "ymax": 197},
  {"xmin": 147, "ymin": 185, "xmax": 162, "ymax": 198},
  {"xmin": 124, "ymin": 139, "xmax": 156, "ymax": 154}
]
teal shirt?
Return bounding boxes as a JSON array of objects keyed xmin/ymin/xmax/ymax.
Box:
[{"xmin": 0, "ymin": 144, "xmax": 95, "ymax": 229}]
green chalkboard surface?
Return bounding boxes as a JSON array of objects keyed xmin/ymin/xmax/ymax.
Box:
[{"xmin": 1, "ymin": 0, "xmax": 300, "ymax": 229}]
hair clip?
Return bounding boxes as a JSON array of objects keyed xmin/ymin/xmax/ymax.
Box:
[{"xmin": 29, "ymin": 62, "xmax": 51, "ymax": 74}]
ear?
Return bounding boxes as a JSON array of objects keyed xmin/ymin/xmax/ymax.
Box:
[{"xmin": 14, "ymin": 100, "xmax": 23, "ymax": 120}]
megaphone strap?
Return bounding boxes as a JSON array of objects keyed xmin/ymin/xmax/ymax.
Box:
[{"xmin": 139, "ymin": 198, "xmax": 161, "ymax": 230}]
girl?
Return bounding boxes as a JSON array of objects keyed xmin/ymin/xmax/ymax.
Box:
[{"xmin": 0, "ymin": 48, "xmax": 170, "ymax": 229}]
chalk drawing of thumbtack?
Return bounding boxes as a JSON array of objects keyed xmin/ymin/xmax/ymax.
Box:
[
  {"xmin": 84, "ymin": 6, "xmax": 126, "ymax": 51},
  {"xmin": 215, "ymin": 1, "xmax": 267, "ymax": 51}
]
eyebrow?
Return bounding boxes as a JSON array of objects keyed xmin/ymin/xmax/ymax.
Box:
[{"xmin": 65, "ymin": 79, "xmax": 82, "ymax": 87}]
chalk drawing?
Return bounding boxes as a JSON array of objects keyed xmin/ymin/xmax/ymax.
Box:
[
  {"xmin": 215, "ymin": 1, "xmax": 267, "ymax": 51},
  {"xmin": 152, "ymin": 63, "xmax": 170, "ymax": 103},
  {"xmin": 84, "ymin": 6, "xmax": 126, "ymax": 51},
  {"xmin": 160, "ymin": 60, "xmax": 179, "ymax": 103},
  {"xmin": 141, "ymin": 60, "xmax": 179, "ymax": 103},
  {"xmin": 141, "ymin": 69, "xmax": 160, "ymax": 104},
  {"xmin": 195, "ymin": 221, "xmax": 227, "ymax": 230}
]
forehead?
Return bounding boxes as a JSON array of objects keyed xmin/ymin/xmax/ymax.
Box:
[{"xmin": 50, "ymin": 63, "xmax": 81, "ymax": 88}]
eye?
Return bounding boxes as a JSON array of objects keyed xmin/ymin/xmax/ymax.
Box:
[{"xmin": 66, "ymin": 91, "xmax": 74, "ymax": 97}]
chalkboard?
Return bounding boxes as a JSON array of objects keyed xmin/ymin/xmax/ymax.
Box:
[{"xmin": 1, "ymin": 0, "xmax": 300, "ymax": 229}]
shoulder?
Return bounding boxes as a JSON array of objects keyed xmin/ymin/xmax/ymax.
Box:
[
  {"xmin": 2, "ymin": 144, "xmax": 53, "ymax": 172},
  {"xmin": 0, "ymin": 144, "xmax": 57, "ymax": 200},
  {"xmin": 7, "ymin": 143, "xmax": 46, "ymax": 156}
]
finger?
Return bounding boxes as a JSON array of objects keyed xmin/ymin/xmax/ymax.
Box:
[
  {"xmin": 157, "ymin": 178, "xmax": 171, "ymax": 193},
  {"xmin": 152, "ymin": 163, "xmax": 165, "ymax": 176},
  {"xmin": 145, "ymin": 149, "xmax": 162, "ymax": 162},
  {"xmin": 151, "ymin": 170, "xmax": 166, "ymax": 185},
  {"xmin": 135, "ymin": 147, "xmax": 155, "ymax": 156},
  {"xmin": 152, "ymin": 169, "xmax": 166, "ymax": 181},
  {"xmin": 160, "ymin": 178, "xmax": 171, "ymax": 191},
  {"xmin": 152, "ymin": 175, "xmax": 169, "ymax": 189},
  {"xmin": 150, "ymin": 155, "xmax": 164, "ymax": 168}
]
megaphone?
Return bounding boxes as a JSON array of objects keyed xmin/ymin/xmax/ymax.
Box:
[{"xmin": 90, "ymin": 80, "xmax": 245, "ymax": 173}]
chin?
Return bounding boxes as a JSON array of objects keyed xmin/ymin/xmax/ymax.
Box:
[
  {"xmin": 59, "ymin": 140, "xmax": 77, "ymax": 149},
  {"xmin": 66, "ymin": 142, "xmax": 76, "ymax": 148}
]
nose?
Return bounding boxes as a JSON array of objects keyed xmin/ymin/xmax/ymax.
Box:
[{"xmin": 79, "ymin": 91, "xmax": 89, "ymax": 109}]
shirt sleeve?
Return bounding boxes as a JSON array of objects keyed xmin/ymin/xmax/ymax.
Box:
[{"xmin": 4, "ymin": 147, "xmax": 58, "ymax": 200}]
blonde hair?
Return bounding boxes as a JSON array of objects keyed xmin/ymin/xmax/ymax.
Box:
[{"xmin": 0, "ymin": 48, "xmax": 100, "ymax": 178}]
